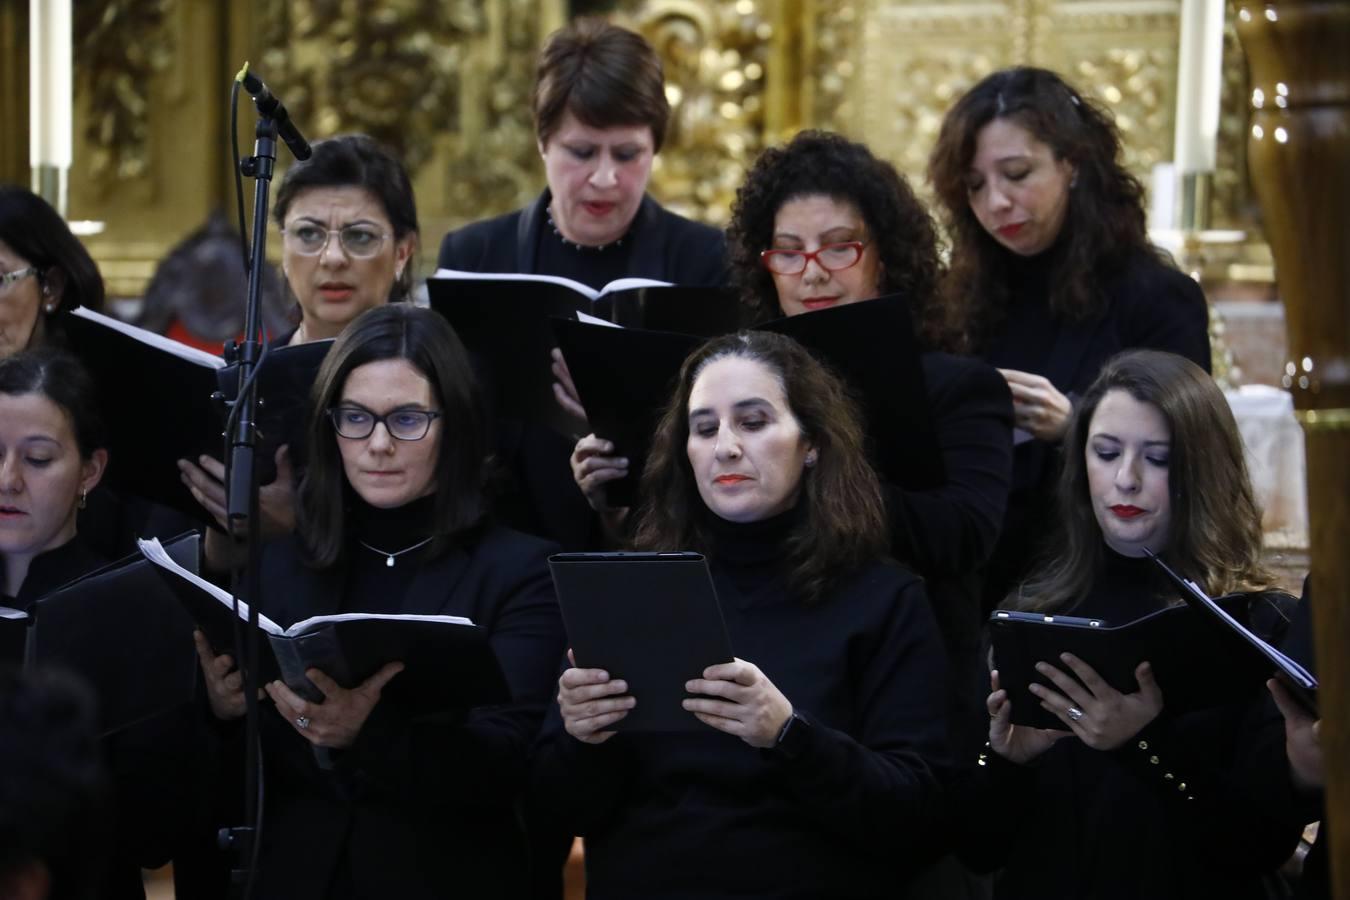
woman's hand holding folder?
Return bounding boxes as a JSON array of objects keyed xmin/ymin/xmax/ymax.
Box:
[
  {"xmin": 558, "ymin": 648, "xmax": 635, "ymax": 744},
  {"xmin": 682, "ymin": 658, "xmax": 793, "ymax": 749},
  {"xmin": 1026, "ymin": 653, "xmax": 1163, "ymax": 750},
  {"xmin": 265, "ymin": 662, "xmax": 404, "ymax": 750},
  {"xmin": 987, "ymin": 669, "xmax": 1071, "ymax": 764},
  {"xmin": 1268, "ymin": 678, "xmax": 1324, "ymax": 791},
  {"xmin": 194, "ymin": 630, "xmax": 257, "ymax": 721},
  {"xmin": 178, "ymin": 445, "xmax": 297, "ymax": 538}
]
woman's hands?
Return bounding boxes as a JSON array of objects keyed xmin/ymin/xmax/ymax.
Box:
[
  {"xmin": 265, "ymin": 663, "xmax": 404, "ymax": 750},
  {"xmin": 987, "ymin": 669, "xmax": 1072, "ymax": 764},
  {"xmin": 683, "ymin": 658, "xmax": 792, "ymax": 749},
  {"xmin": 1268, "ymin": 678, "xmax": 1324, "ymax": 791},
  {"xmin": 570, "ymin": 434, "xmax": 629, "ymax": 513},
  {"xmin": 194, "ymin": 631, "xmax": 251, "ymax": 721},
  {"xmin": 557, "ymin": 649, "xmax": 634, "ymax": 744},
  {"xmin": 1029, "ymin": 654, "xmax": 1163, "ymax": 750},
  {"xmin": 178, "ymin": 445, "xmax": 298, "ymax": 537},
  {"xmin": 998, "ymin": 368, "xmax": 1073, "ymax": 442}
]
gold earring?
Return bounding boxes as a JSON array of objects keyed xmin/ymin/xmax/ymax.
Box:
[{"xmin": 79, "ymin": 488, "xmax": 88, "ymax": 510}]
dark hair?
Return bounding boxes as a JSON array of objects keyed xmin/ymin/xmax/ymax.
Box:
[
  {"xmin": 0, "ymin": 349, "xmax": 106, "ymax": 458},
  {"xmin": 533, "ymin": 18, "xmax": 670, "ymax": 152},
  {"xmin": 727, "ymin": 131, "xmax": 952, "ymax": 349},
  {"xmin": 296, "ymin": 305, "xmax": 488, "ymax": 567},
  {"xmin": 273, "ymin": 134, "xmax": 419, "ymax": 302},
  {"xmin": 1016, "ymin": 349, "xmax": 1273, "ymax": 612},
  {"xmin": 632, "ymin": 331, "xmax": 888, "ymax": 604},
  {"xmin": 0, "ymin": 185, "xmax": 105, "ymax": 317},
  {"xmin": 928, "ymin": 67, "xmax": 1161, "ymax": 349},
  {"xmin": 0, "ymin": 666, "xmax": 107, "ymax": 900}
]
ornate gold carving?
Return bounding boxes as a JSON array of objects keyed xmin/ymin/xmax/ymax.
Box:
[
  {"xmin": 73, "ymin": 0, "xmax": 174, "ymax": 186},
  {"xmin": 626, "ymin": 0, "xmax": 772, "ymax": 224}
]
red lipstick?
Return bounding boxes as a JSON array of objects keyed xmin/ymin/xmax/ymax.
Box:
[
  {"xmin": 714, "ymin": 474, "xmax": 750, "ymax": 485},
  {"xmin": 1110, "ymin": 505, "xmax": 1145, "ymax": 519},
  {"xmin": 997, "ymin": 223, "xmax": 1025, "ymax": 238}
]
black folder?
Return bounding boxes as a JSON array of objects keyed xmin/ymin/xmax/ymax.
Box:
[
  {"xmin": 548, "ymin": 551, "xmax": 734, "ymax": 733},
  {"xmin": 1147, "ymin": 551, "xmax": 1318, "ymax": 714},
  {"xmin": 138, "ymin": 538, "xmax": 510, "ymax": 718},
  {"xmin": 61, "ymin": 307, "xmax": 329, "ymax": 520},
  {"xmin": 989, "ymin": 595, "xmax": 1279, "ymax": 730},
  {"xmin": 552, "ymin": 294, "xmax": 946, "ymax": 507},
  {"xmin": 14, "ymin": 531, "xmax": 201, "ymax": 735},
  {"xmin": 426, "ymin": 273, "xmax": 740, "ymax": 436}
]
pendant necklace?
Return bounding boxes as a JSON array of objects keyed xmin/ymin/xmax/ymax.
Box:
[{"xmin": 359, "ymin": 536, "xmax": 434, "ymax": 567}]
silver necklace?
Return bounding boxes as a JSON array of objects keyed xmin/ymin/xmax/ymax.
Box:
[{"xmin": 358, "ymin": 536, "xmax": 434, "ymax": 567}]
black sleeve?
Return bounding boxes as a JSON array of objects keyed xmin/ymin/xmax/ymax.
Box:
[
  {"xmin": 884, "ymin": 357, "xmax": 1014, "ymax": 576},
  {"xmin": 1120, "ymin": 261, "xmax": 1212, "ymax": 373},
  {"xmin": 331, "ymin": 547, "xmax": 566, "ymax": 812},
  {"xmin": 529, "ymin": 715, "xmax": 642, "ymax": 837},
  {"xmin": 674, "ymin": 223, "xmax": 730, "ymax": 287},
  {"xmin": 1106, "ymin": 701, "xmax": 1306, "ymax": 873},
  {"xmin": 437, "ymin": 219, "xmax": 496, "ymax": 272},
  {"xmin": 760, "ymin": 578, "xmax": 949, "ymax": 861}
]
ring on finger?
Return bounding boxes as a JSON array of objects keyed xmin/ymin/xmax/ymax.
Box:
[{"xmin": 1066, "ymin": 706, "xmax": 1084, "ymax": 722}]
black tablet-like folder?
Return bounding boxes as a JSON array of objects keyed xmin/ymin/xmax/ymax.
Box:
[
  {"xmin": 60, "ymin": 307, "xmax": 329, "ymax": 520},
  {"xmin": 553, "ymin": 294, "xmax": 946, "ymax": 507},
  {"xmin": 990, "ymin": 592, "xmax": 1286, "ymax": 731},
  {"xmin": 2, "ymin": 531, "xmax": 201, "ymax": 735},
  {"xmin": 548, "ymin": 551, "xmax": 734, "ymax": 733},
  {"xmin": 138, "ymin": 538, "xmax": 510, "ymax": 719}
]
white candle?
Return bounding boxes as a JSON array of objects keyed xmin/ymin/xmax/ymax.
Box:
[
  {"xmin": 1174, "ymin": 0, "xmax": 1225, "ymax": 174},
  {"xmin": 29, "ymin": 0, "xmax": 73, "ymax": 169}
]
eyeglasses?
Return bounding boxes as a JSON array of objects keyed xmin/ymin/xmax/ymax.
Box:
[
  {"xmin": 0, "ymin": 267, "xmax": 39, "ymax": 290},
  {"xmin": 282, "ymin": 224, "xmax": 389, "ymax": 259},
  {"xmin": 759, "ymin": 241, "xmax": 867, "ymax": 276},
  {"xmin": 327, "ymin": 406, "xmax": 442, "ymax": 441}
]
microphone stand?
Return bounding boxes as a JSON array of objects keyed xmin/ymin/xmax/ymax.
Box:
[{"xmin": 219, "ymin": 111, "xmax": 277, "ymax": 900}]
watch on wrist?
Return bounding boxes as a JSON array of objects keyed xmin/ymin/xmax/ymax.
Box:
[{"xmin": 774, "ymin": 709, "xmax": 810, "ymax": 759}]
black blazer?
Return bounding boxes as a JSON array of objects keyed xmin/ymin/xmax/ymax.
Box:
[
  {"xmin": 248, "ymin": 525, "xmax": 565, "ymax": 900},
  {"xmin": 437, "ymin": 190, "xmax": 727, "ymax": 286}
]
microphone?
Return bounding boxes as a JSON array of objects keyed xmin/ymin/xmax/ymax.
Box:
[{"xmin": 236, "ymin": 63, "xmax": 313, "ymax": 160}]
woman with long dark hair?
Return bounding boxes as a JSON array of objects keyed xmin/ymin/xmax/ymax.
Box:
[
  {"xmin": 961, "ymin": 349, "xmax": 1305, "ymax": 897},
  {"xmin": 537, "ymin": 330, "xmax": 949, "ymax": 899},
  {"xmin": 928, "ymin": 67, "xmax": 1210, "ymax": 601}
]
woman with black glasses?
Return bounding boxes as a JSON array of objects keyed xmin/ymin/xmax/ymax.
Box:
[{"xmin": 194, "ymin": 304, "xmax": 564, "ymax": 899}]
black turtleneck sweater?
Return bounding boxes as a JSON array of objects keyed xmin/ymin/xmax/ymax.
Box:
[
  {"xmin": 2, "ymin": 535, "xmax": 107, "ymax": 609},
  {"xmin": 241, "ymin": 500, "xmax": 564, "ymax": 900},
  {"xmin": 532, "ymin": 509, "xmax": 951, "ymax": 900},
  {"xmin": 957, "ymin": 544, "xmax": 1305, "ymax": 899},
  {"xmin": 979, "ymin": 244, "xmax": 1211, "ymax": 604}
]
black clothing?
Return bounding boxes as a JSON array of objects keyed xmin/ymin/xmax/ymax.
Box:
[
  {"xmin": 979, "ymin": 247, "xmax": 1211, "ymax": 603},
  {"xmin": 438, "ymin": 191, "xmax": 729, "ymax": 553},
  {"xmin": 246, "ymin": 510, "xmax": 565, "ymax": 900},
  {"xmin": 958, "ymin": 546, "xmax": 1305, "ymax": 899},
  {"xmin": 532, "ymin": 511, "xmax": 950, "ymax": 899},
  {"xmin": 437, "ymin": 190, "xmax": 728, "ymax": 290},
  {"xmin": 6, "ymin": 537, "xmax": 196, "ymax": 900},
  {"xmin": 891, "ymin": 353, "xmax": 1013, "ymax": 762}
]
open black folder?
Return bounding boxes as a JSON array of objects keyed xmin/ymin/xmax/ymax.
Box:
[
  {"xmin": 552, "ymin": 294, "xmax": 946, "ymax": 507},
  {"xmin": 0, "ymin": 532, "xmax": 201, "ymax": 735},
  {"xmin": 1146, "ymin": 550, "xmax": 1318, "ymax": 714},
  {"xmin": 60, "ymin": 307, "xmax": 330, "ymax": 521},
  {"xmin": 426, "ymin": 270, "xmax": 741, "ymax": 436},
  {"xmin": 990, "ymin": 593, "xmax": 1291, "ymax": 731},
  {"xmin": 138, "ymin": 538, "xmax": 510, "ymax": 718},
  {"xmin": 548, "ymin": 552, "xmax": 734, "ymax": 733}
]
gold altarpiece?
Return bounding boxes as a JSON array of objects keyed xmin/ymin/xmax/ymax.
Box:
[{"xmin": 0, "ymin": 0, "xmax": 1260, "ymax": 297}]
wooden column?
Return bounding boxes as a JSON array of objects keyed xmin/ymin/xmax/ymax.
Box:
[{"xmin": 1235, "ymin": 3, "xmax": 1350, "ymax": 896}]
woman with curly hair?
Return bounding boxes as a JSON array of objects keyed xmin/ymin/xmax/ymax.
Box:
[{"xmin": 927, "ymin": 67, "xmax": 1210, "ymax": 601}]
